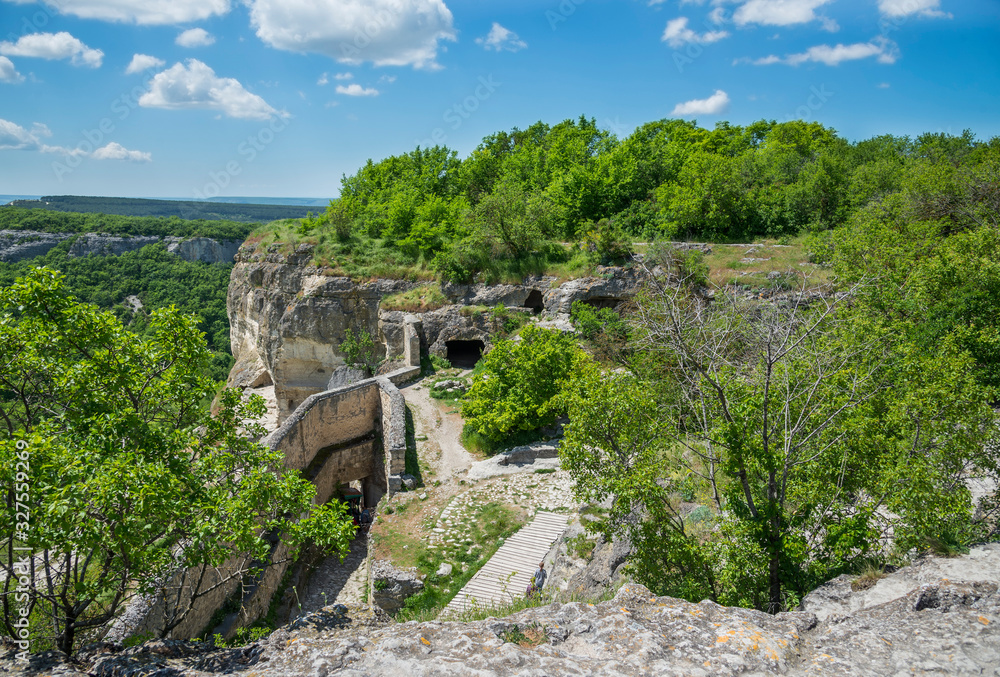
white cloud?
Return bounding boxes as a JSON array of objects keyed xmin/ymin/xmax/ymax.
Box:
[
  {"xmin": 379, "ymin": 74, "xmax": 396, "ymax": 83},
  {"xmin": 139, "ymin": 59, "xmax": 283, "ymax": 120},
  {"xmin": 92, "ymin": 142, "xmax": 152, "ymax": 162},
  {"xmin": 2, "ymin": 0, "xmax": 231, "ymax": 25},
  {"xmin": 0, "ymin": 32, "xmax": 103, "ymax": 68},
  {"xmin": 0, "ymin": 56, "xmax": 23, "ymax": 83},
  {"xmin": 671, "ymin": 89, "xmax": 730, "ymax": 116},
  {"xmin": 317, "ymin": 72, "xmax": 329, "ymax": 85},
  {"xmin": 247, "ymin": 0, "xmax": 456, "ymax": 69},
  {"xmin": 877, "ymin": 82, "xmax": 891, "ymax": 88},
  {"xmin": 733, "ymin": 0, "xmax": 832, "ymax": 27},
  {"xmin": 662, "ymin": 17, "xmax": 730, "ymax": 48},
  {"xmin": 176, "ymin": 28, "xmax": 215, "ymax": 48},
  {"xmin": 0, "ymin": 118, "xmax": 84, "ymax": 155},
  {"xmin": 335, "ymin": 72, "xmax": 353, "ymax": 80},
  {"xmin": 476, "ymin": 22, "xmax": 527, "ymax": 52},
  {"xmin": 820, "ymin": 16, "xmax": 840, "ymax": 32},
  {"xmin": 336, "ymin": 83, "xmax": 379, "ymax": 96},
  {"xmin": 878, "ymin": 0, "xmax": 951, "ymax": 19},
  {"xmin": 741, "ymin": 37, "xmax": 900, "ymax": 66},
  {"xmin": 125, "ymin": 53, "xmax": 165, "ymax": 74}
]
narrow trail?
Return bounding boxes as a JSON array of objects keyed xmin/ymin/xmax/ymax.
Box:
[{"xmin": 399, "ymin": 376, "xmax": 475, "ymax": 478}]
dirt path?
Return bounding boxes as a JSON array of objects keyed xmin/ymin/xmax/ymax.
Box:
[{"xmin": 400, "ymin": 377, "xmax": 475, "ymax": 479}]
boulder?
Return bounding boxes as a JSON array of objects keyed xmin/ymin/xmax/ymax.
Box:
[{"xmin": 371, "ymin": 561, "xmax": 424, "ymax": 614}]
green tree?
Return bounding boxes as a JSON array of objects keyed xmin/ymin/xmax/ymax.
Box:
[
  {"xmin": 339, "ymin": 327, "xmax": 384, "ymax": 377},
  {"xmin": 0, "ymin": 269, "xmax": 354, "ymax": 654},
  {"xmin": 561, "ymin": 269, "xmax": 998, "ymax": 612},
  {"xmin": 462, "ymin": 326, "xmax": 579, "ymax": 442}
]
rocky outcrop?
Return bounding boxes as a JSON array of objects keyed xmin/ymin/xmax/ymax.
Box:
[
  {"xmin": 0, "ymin": 230, "xmax": 70, "ymax": 261},
  {"xmin": 229, "ymin": 242, "xmax": 647, "ymax": 420},
  {"xmin": 227, "ymin": 243, "xmax": 416, "ymax": 420},
  {"xmin": 0, "ymin": 230, "xmax": 243, "ymax": 264},
  {"xmin": 8, "ymin": 546, "xmax": 999, "ymax": 675},
  {"xmin": 68, "ymin": 233, "xmax": 160, "ymax": 257},
  {"xmin": 371, "ymin": 561, "xmax": 425, "ymax": 614},
  {"xmin": 164, "ymin": 236, "xmax": 242, "ymax": 264}
]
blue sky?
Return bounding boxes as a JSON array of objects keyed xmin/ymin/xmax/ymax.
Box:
[{"xmin": 0, "ymin": 0, "xmax": 997, "ymax": 199}]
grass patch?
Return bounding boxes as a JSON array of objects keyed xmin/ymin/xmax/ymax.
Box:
[
  {"xmin": 534, "ymin": 468, "xmax": 556, "ymax": 474},
  {"xmin": 566, "ymin": 533, "xmax": 597, "ymax": 560},
  {"xmin": 460, "ymin": 425, "xmax": 547, "ymax": 457},
  {"xmin": 702, "ymin": 236, "xmax": 833, "ymax": 290},
  {"xmin": 381, "ymin": 284, "xmax": 449, "ymax": 312},
  {"xmin": 851, "ymin": 562, "xmax": 887, "ymax": 592}
]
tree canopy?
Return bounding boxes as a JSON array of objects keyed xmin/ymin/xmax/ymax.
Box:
[{"xmin": 0, "ymin": 269, "xmax": 354, "ymax": 654}]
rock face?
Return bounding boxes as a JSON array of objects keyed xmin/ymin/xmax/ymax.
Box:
[
  {"xmin": 0, "ymin": 230, "xmax": 70, "ymax": 261},
  {"xmin": 7, "ymin": 547, "xmax": 998, "ymax": 676},
  {"xmin": 227, "ymin": 243, "xmax": 416, "ymax": 420},
  {"xmin": 0, "ymin": 229, "xmax": 243, "ymax": 264},
  {"xmin": 370, "ymin": 560, "xmax": 425, "ymax": 614}
]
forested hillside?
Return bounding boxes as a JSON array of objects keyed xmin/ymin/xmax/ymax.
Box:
[
  {"xmin": 0, "ymin": 207, "xmax": 254, "ymax": 240},
  {"xmin": 254, "ymin": 117, "xmax": 998, "ymax": 286},
  {"xmin": 7, "ymin": 195, "xmax": 312, "ymax": 223}
]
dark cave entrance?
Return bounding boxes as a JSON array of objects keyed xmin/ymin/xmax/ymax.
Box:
[
  {"xmin": 523, "ymin": 289, "xmax": 544, "ymax": 315},
  {"xmin": 446, "ymin": 340, "xmax": 485, "ymax": 368}
]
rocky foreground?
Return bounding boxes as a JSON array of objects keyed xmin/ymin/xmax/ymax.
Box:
[{"xmin": 5, "ymin": 544, "xmax": 999, "ymax": 676}]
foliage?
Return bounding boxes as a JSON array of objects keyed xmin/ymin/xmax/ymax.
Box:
[
  {"xmin": 0, "ymin": 269, "xmax": 355, "ymax": 654},
  {"xmin": 5, "ymin": 196, "xmax": 307, "ymax": 225},
  {"xmin": 0, "ymin": 206, "xmax": 257, "ymax": 237},
  {"xmin": 0, "ymin": 242, "xmax": 235, "ymax": 381},
  {"xmin": 462, "ymin": 326, "xmax": 580, "ymax": 443},
  {"xmin": 561, "ymin": 278, "xmax": 998, "ymax": 612},
  {"xmin": 339, "ymin": 327, "xmax": 384, "ymax": 377}
]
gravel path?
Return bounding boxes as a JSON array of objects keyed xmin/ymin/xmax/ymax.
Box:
[
  {"xmin": 292, "ymin": 534, "xmax": 369, "ymax": 619},
  {"xmin": 400, "ymin": 377, "xmax": 475, "ymax": 478}
]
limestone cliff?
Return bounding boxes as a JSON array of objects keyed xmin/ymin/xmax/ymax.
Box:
[
  {"xmin": 0, "ymin": 230, "xmax": 243, "ymax": 264},
  {"xmin": 227, "ymin": 242, "xmax": 648, "ymax": 422}
]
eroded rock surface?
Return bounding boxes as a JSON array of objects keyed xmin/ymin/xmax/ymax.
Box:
[{"xmin": 4, "ymin": 547, "xmax": 1000, "ymax": 675}]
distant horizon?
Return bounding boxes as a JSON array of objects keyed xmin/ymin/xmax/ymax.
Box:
[{"xmin": 1, "ymin": 195, "xmax": 332, "ymax": 206}]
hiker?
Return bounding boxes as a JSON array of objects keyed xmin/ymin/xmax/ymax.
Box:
[{"xmin": 526, "ymin": 561, "xmax": 547, "ymax": 598}]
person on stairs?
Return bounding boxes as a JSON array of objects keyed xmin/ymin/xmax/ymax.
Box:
[{"xmin": 527, "ymin": 561, "xmax": 547, "ymax": 599}]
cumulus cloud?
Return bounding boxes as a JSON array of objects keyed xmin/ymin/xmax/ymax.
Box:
[
  {"xmin": 0, "ymin": 118, "xmax": 84, "ymax": 155},
  {"xmin": 2, "ymin": 0, "xmax": 231, "ymax": 25},
  {"xmin": 247, "ymin": 0, "xmax": 456, "ymax": 69},
  {"xmin": 733, "ymin": 0, "xmax": 832, "ymax": 27},
  {"xmin": 745, "ymin": 37, "xmax": 900, "ymax": 66},
  {"xmin": 92, "ymin": 142, "xmax": 152, "ymax": 162},
  {"xmin": 878, "ymin": 0, "xmax": 951, "ymax": 19},
  {"xmin": 139, "ymin": 59, "xmax": 283, "ymax": 120},
  {"xmin": 125, "ymin": 53, "xmax": 165, "ymax": 74},
  {"xmin": 476, "ymin": 22, "xmax": 527, "ymax": 52},
  {"xmin": 176, "ymin": 28, "xmax": 215, "ymax": 47},
  {"xmin": 336, "ymin": 83, "xmax": 378, "ymax": 96},
  {"xmin": 661, "ymin": 17, "xmax": 729, "ymax": 48},
  {"xmin": 0, "ymin": 56, "xmax": 23, "ymax": 82},
  {"xmin": 671, "ymin": 89, "xmax": 730, "ymax": 116},
  {"xmin": 0, "ymin": 32, "xmax": 103, "ymax": 68}
]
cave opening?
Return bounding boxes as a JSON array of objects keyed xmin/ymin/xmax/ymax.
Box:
[
  {"xmin": 445, "ymin": 340, "xmax": 485, "ymax": 368},
  {"xmin": 523, "ymin": 289, "xmax": 544, "ymax": 315}
]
